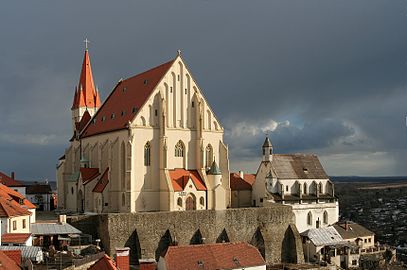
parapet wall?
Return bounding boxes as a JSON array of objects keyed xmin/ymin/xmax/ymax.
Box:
[{"xmin": 68, "ymin": 205, "xmax": 304, "ymax": 265}]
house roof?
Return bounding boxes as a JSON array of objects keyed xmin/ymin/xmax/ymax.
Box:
[
  {"xmin": 2, "ymin": 250, "xmax": 21, "ymax": 267},
  {"xmin": 0, "ymin": 251, "xmax": 20, "ymax": 270},
  {"xmin": 169, "ymin": 169, "xmax": 206, "ymax": 192},
  {"xmin": 333, "ymin": 222, "xmax": 375, "ymax": 240},
  {"xmin": 80, "ymin": 168, "xmax": 100, "ymax": 185},
  {"xmin": 0, "ymin": 172, "xmax": 23, "ymax": 187},
  {"xmin": 230, "ymin": 173, "xmax": 255, "ymax": 191},
  {"xmin": 270, "ymin": 154, "xmax": 328, "ymax": 179},
  {"xmin": 72, "ymin": 49, "xmax": 101, "ymax": 110},
  {"xmin": 0, "ymin": 246, "xmax": 42, "ymax": 261},
  {"xmin": 88, "ymin": 254, "xmax": 117, "ymax": 270},
  {"xmin": 93, "ymin": 168, "xmax": 109, "ymax": 193},
  {"xmin": 0, "ymin": 197, "xmax": 31, "ymax": 218},
  {"xmin": 1, "ymin": 233, "xmax": 31, "ymax": 244},
  {"xmin": 26, "ymin": 184, "xmax": 52, "ymax": 194},
  {"xmin": 30, "ymin": 223, "xmax": 81, "ymax": 235},
  {"xmin": 301, "ymin": 227, "xmax": 344, "ymax": 246},
  {"xmin": 81, "ymin": 59, "xmax": 174, "ymax": 138},
  {"xmin": 162, "ymin": 242, "xmax": 265, "ymax": 270},
  {"xmin": 0, "ymin": 184, "xmax": 36, "ymax": 209}
]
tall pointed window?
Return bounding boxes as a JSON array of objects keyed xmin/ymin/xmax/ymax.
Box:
[
  {"xmin": 175, "ymin": 140, "xmax": 184, "ymax": 157},
  {"xmin": 323, "ymin": 211, "xmax": 328, "ymax": 224},
  {"xmin": 307, "ymin": 211, "xmax": 312, "ymax": 226},
  {"xmin": 144, "ymin": 142, "xmax": 151, "ymax": 166},
  {"xmin": 205, "ymin": 144, "xmax": 213, "ymax": 168}
]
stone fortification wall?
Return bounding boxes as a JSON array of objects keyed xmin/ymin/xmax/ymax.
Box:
[{"xmin": 68, "ymin": 205, "xmax": 304, "ymax": 265}]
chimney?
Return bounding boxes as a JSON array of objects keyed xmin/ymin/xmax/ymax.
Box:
[
  {"xmin": 239, "ymin": 171, "xmax": 244, "ymax": 178},
  {"xmin": 344, "ymin": 221, "xmax": 349, "ymax": 231},
  {"xmin": 58, "ymin": 215, "xmax": 66, "ymax": 224},
  {"xmin": 115, "ymin": 247, "xmax": 130, "ymax": 270},
  {"xmin": 11, "ymin": 172, "xmax": 15, "ymax": 179}
]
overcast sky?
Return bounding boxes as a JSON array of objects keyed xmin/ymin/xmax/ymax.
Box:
[{"xmin": 1, "ymin": 0, "xmax": 407, "ymax": 181}]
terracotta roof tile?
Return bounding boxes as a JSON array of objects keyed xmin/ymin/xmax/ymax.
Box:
[
  {"xmin": 0, "ymin": 250, "xmax": 21, "ymax": 270},
  {"xmin": 81, "ymin": 59, "xmax": 174, "ymax": 138},
  {"xmin": 163, "ymin": 242, "xmax": 265, "ymax": 270},
  {"xmin": 72, "ymin": 50, "xmax": 100, "ymax": 110},
  {"xmin": 80, "ymin": 168, "xmax": 100, "ymax": 185},
  {"xmin": 169, "ymin": 169, "xmax": 206, "ymax": 191},
  {"xmin": 0, "ymin": 172, "xmax": 23, "ymax": 187},
  {"xmin": 0, "ymin": 197, "xmax": 31, "ymax": 218},
  {"xmin": 2, "ymin": 250, "xmax": 21, "ymax": 267},
  {"xmin": 230, "ymin": 173, "xmax": 255, "ymax": 191},
  {"xmin": 1, "ymin": 233, "xmax": 31, "ymax": 244},
  {"xmin": 0, "ymin": 184, "xmax": 36, "ymax": 209},
  {"xmin": 88, "ymin": 254, "xmax": 117, "ymax": 270},
  {"xmin": 93, "ymin": 168, "xmax": 109, "ymax": 193}
]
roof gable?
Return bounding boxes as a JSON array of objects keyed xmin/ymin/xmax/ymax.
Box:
[
  {"xmin": 81, "ymin": 59, "xmax": 174, "ymax": 138},
  {"xmin": 169, "ymin": 169, "xmax": 206, "ymax": 191}
]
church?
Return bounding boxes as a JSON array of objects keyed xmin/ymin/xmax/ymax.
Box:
[
  {"xmin": 251, "ymin": 136, "xmax": 339, "ymax": 232},
  {"xmin": 57, "ymin": 48, "xmax": 230, "ymax": 213}
]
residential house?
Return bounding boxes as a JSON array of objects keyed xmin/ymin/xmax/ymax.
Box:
[
  {"xmin": 230, "ymin": 171, "xmax": 255, "ymax": 208},
  {"xmin": 0, "ymin": 171, "xmax": 26, "ymax": 197},
  {"xmin": 26, "ymin": 182, "xmax": 53, "ymax": 211}
]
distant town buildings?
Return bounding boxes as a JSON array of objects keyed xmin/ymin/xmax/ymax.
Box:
[{"xmin": 57, "ymin": 49, "xmax": 230, "ymax": 213}]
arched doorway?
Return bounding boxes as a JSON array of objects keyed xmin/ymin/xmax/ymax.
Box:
[{"xmin": 185, "ymin": 194, "xmax": 196, "ymax": 210}]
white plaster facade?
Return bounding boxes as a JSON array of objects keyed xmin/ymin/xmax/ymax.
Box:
[
  {"xmin": 57, "ymin": 51, "xmax": 230, "ymax": 213},
  {"xmin": 252, "ymin": 137, "xmax": 339, "ymax": 233}
]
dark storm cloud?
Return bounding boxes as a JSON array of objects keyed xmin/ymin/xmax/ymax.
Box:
[{"xmin": 1, "ymin": 0, "xmax": 407, "ymax": 180}]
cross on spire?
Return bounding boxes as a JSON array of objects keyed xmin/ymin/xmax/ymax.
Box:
[{"xmin": 84, "ymin": 38, "xmax": 90, "ymax": 50}]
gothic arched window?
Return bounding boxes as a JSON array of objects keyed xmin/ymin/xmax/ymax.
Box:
[
  {"xmin": 323, "ymin": 211, "xmax": 328, "ymax": 224},
  {"xmin": 200, "ymin": 197, "xmax": 205, "ymax": 206},
  {"xmin": 175, "ymin": 140, "xmax": 184, "ymax": 157},
  {"xmin": 144, "ymin": 142, "xmax": 151, "ymax": 166},
  {"xmin": 307, "ymin": 211, "xmax": 312, "ymax": 226},
  {"xmin": 177, "ymin": 197, "xmax": 183, "ymax": 207},
  {"xmin": 205, "ymin": 144, "xmax": 213, "ymax": 168},
  {"xmin": 303, "ymin": 183, "xmax": 307, "ymax": 194},
  {"xmin": 318, "ymin": 182, "xmax": 323, "ymax": 194}
]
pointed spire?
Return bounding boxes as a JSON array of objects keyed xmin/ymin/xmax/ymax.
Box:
[
  {"xmin": 262, "ymin": 136, "xmax": 272, "ymax": 148},
  {"xmin": 208, "ymin": 160, "xmax": 221, "ymax": 175},
  {"xmin": 72, "ymin": 48, "xmax": 100, "ymax": 110}
]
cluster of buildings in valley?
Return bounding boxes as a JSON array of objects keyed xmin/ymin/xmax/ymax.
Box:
[{"xmin": 0, "ymin": 47, "xmax": 398, "ymax": 269}]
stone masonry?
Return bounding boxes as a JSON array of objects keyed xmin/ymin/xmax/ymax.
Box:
[{"xmin": 68, "ymin": 204, "xmax": 305, "ymax": 265}]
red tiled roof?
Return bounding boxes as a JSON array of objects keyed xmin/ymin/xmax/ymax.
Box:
[
  {"xmin": 0, "ymin": 172, "xmax": 23, "ymax": 187},
  {"xmin": 169, "ymin": 169, "xmax": 206, "ymax": 192},
  {"xmin": 72, "ymin": 50, "xmax": 101, "ymax": 110},
  {"xmin": 0, "ymin": 250, "xmax": 20, "ymax": 270},
  {"xmin": 81, "ymin": 59, "xmax": 174, "ymax": 138},
  {"xmin": 230, "ymin": 173, "xmax": 256, "ymax": 191},
  {"xmin": 93, "ymin": 168, "xmax": 109, "ymax": 193},
  {"xmin": 88, "ymin": 254, "xmax": 117, "ymax": 270},
  {"xmin": 1, "ymin": 233, "xmax": 31, "ymax": 244},
  {"xmin": 0, "ymin": 197, "xmax": 31, "ymax": 218},
  {"xmin": 80, "ymin": 168, "xmax": 100, "ymax": 185},
  {"xmin": 163, "ymin": 242, "xmax": 265, "ymax": 270},
  {"xmin": 2, "ymin": 250, "xmax": 21, "ymax": 267},
  {"xmin": 0, "ymin": 184, "xmax": 36, "ymax": 209}
]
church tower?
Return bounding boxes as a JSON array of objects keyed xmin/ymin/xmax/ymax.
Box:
[
  {"xmin": 71, "ymin": 45, "xmax": 101, "ymax": 131},
  {"xmin": 262, "ymin": 136, "xmax": 273, "ymax": 162}
]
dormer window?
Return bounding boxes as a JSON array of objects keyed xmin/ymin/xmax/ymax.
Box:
[
  {"xmin": 111, "ymin": 113, "xmax": 115, "ymax": 119},
  {"xmin": 101, "ymin": 116, "xmax": 106, "ymax": 122},
  {"xmin": 132, "ymin": 107, "xmax": 137, "ymax": 113},
  {"xmin": 93, "ymin": 118, "xmax": 97, "ymax": 124},
  {"xmin": 303, "ymin": 168, "xmax": 308, "ymax": 174},
  {"xmin": 121, "ymin": 111, "xmax": 126, "ymax": 116},
  {"xmin": 144, "ymin": 79, "xmax": 148, "ymax": 85},
  {"xmin": 122, "ymin": 87, "xmax": 127, "ymax": 92}
]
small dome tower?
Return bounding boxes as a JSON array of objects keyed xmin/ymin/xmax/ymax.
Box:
[
  {"xmin": 262, "ymin": 136, "xmax": 273, "ymax": 162},
  {"xmin": 207, "ymin": 160, "xmax": 222, "ymax": 187}
]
